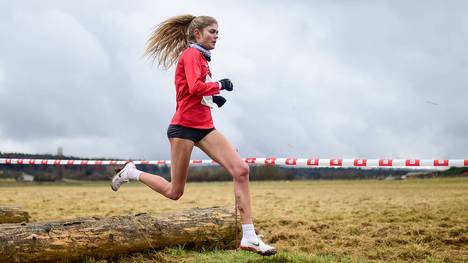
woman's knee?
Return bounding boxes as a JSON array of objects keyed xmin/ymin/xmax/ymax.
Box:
[
  {"xmin": 231, "ymin": 162, "xmax": 249, "ymax": 182},
  {"xmin": 168, "ymin": 191, "xmax": 184, "ymax": 200},
  {"xmin": 167, "ymin": 187, "xmax": 184, "ymax": 200}
]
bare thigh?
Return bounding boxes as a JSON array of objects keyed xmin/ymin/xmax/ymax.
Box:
[
  {"xmin": 195, "ymin": 130, "xmax": 245, "ymax": 175},
  {"xmin": 169, "ymin": 137, "xmax": 194, "ymax": 194}
]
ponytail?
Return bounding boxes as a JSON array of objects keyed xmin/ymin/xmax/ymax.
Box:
[{"xmin": 145, "ymin": 14, "xmax": 217, "ymax": 69}]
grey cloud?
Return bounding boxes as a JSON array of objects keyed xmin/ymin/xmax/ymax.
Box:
[{"xmin": 0, "ymin": 1, "xmax": 467, "ymax": 160}]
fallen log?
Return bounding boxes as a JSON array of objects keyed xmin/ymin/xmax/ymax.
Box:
[
  {"xmin": 0, "ymin": 206, "xmax": 29, "ymax": 224},
  {"xmin": 0, "ymin": 206, "xmax": 237, "ymax": 262}
]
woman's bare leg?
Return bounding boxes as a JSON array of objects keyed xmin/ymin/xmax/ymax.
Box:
[
  {"xmin": 195, "ymin": 130, "xmax": 253, "ymax": 224},
  {"xmin": 138, "ymin": 138, "xmax": 194, "ymax": 200}
]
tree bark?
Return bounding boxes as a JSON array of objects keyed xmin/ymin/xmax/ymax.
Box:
[
  {"xmin": 0, "ymin": 206, "xmax": 237, "ymax": 263},
  {"xmin": 0, "ymin": 207, "xmax": 29, "ymax": 224}
]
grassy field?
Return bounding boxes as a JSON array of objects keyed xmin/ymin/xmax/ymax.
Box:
[{"xmin": 1, "ymin": 178, "xmax": 467, "ymax": 262}]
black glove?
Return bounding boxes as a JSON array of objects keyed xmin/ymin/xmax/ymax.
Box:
[
  {"xmin": 219, "ymin": 78, "xmax": 233, "ymax": 91},
  {"xmin": 212, "ymin": 95, "xmax": 227, "ymax": 108}
]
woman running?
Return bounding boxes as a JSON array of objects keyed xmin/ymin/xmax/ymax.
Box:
[{"xmin": 111, "ymin": 14, "xmax": 276, "ymax": 256}]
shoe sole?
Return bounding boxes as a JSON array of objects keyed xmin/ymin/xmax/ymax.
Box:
[
  {"xmin": 239, "ymin": 246, "xmax": 277, "ymax": 256},
  {"xmin": 110, "ymin": 161, "xmax": 132, "ymax": 192}
]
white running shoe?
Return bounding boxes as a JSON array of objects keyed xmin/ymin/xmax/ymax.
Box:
[
  {"xmin": 111, "ymin": 161, "xmax": 135, "ymax": 191},
  {"xmin": 240, "ymin": 237, "xmax": 277, "ymax": 256}
]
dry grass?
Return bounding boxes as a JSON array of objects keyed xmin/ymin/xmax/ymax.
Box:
[{"xmin": 1, "ymin": 177, "xmax": 467, "ymax": 262}]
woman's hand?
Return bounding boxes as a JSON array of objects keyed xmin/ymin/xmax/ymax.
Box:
[
  {"xmin": 213, "ymin": 95, "xmax": 227, "ymax": 107},
  {"xmin": 219, "ymin": 78, "xmax": 234, "ymax": 91}
]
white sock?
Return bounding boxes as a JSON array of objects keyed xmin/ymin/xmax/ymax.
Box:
[
  {"xmin": 127, "ymin": 167, "xmax": 142, "ymax": 181},
  {"xmin": 242, "ymin": 224, "xmax": 258, "ymax": 240}
]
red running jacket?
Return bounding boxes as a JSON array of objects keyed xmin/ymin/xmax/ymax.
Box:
[{"xmin": 170, "ymin": 47, "xmax": 221, "ymax": 129}]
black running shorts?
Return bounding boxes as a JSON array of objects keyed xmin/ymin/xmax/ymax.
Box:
[{"xmin": 167, "ymin": 124, "xmax": 215, "ymax": 143}]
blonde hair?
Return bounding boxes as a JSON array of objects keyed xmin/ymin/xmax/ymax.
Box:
[{"xmin": 145, "ymin": 14, "xmax": 218, "ymax": 69}]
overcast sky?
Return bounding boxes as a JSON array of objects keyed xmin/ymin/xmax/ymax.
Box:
[{"xmin": 0, "ymin": 1, "xmax": 467, "ymax": 160}]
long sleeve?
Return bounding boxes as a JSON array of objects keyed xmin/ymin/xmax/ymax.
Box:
[
  {"xmin": 183, "ymin": 51, "xmax": 220, "ymax": 96},
  {"xmin": 171, "ymin": 48, "xmax": 218, "ymax": 129}
]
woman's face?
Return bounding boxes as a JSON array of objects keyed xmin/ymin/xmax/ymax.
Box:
[{"xmin": 195, "ymin": 24, "xmax": 218, "ymax": 50}]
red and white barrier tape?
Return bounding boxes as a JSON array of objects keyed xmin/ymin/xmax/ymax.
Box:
[{"xmin": 0, "ymin": 158, "xmax": 467, "ymax": 168}]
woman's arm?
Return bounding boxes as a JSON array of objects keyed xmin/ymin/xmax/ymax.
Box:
[{"xmin": 183, "ymin": 50, "xmax": 221, "ymax": 96}]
